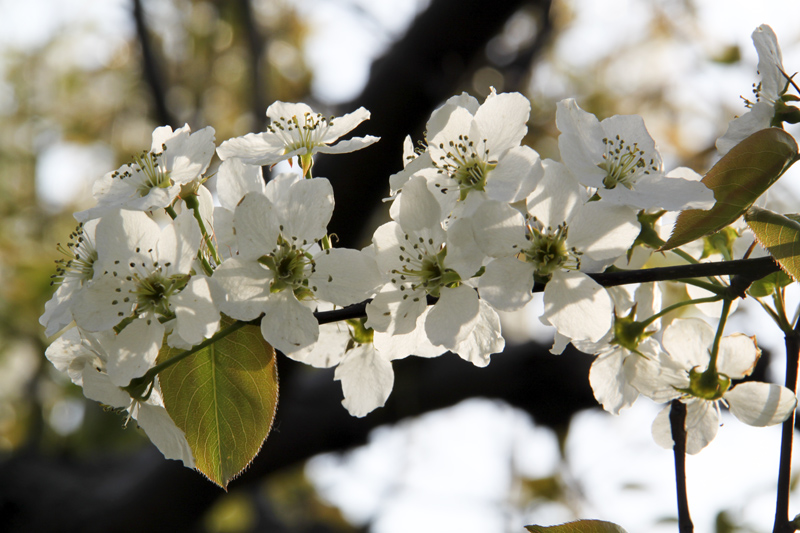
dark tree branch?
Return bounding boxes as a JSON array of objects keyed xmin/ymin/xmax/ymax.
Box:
[
  {"xmin": 773, "ymin": 321, "xmax": 800, "ymax": 533},
  {"xmin": 314, "ymin": 0, "xmax": 552, "ymax": 248},
  {"xmin": 236, "ymin": 0, "xmax": 267, "ymax": 127},
  {"xmin": 132, "ymin": 0, "xmax": 176, "ymax": 127}
]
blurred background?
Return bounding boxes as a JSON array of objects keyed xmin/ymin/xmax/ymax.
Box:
[{"xmin": 2, "ymin": 0, "xmax": 800, "ymax": 532}]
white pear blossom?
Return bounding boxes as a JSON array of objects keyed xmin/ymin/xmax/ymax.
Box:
[
  {"xmin": 472, "ymin": 160, "xmax": 639, "ymax": 347},
  {"xmin": 556, "ymin": 99, "xmax": 714, "ymax": 211},
  {"xmin": 213, "ymin": 173, "xmax": 381, "ymax": 354},
  {"xmin": 717, "ymin": 25, "xmax": 791, "ymax": 154},
  {"xmin": 639, "ymin": 318, "xmax": 796, "ymax": 454},
  {"xmin": 573, "ymin": 284, "xmax": 665, "ymax": 415},
  {"xmin": 366, "ymin": 176, "xmax": 499, "ymax": 362},
  {"xmin": 217, "ymin": 101, "xmax": 379, "ymax": 170},
  {"xmin": 71, "ymin": 210, "xmax": 219, "ymax": 373},
  {"xmin": 46, "ymin": 327, "xmax": 194, "ymax": 467},
  {"xmin": 390, "ymin": 90, "xmax": 543, "ymax": 219},
  {"xmin": 40, "ymin": 220, "xmax": 99, "ymax": 337},
  {"xmin": 75, "ymin": 125, "xmax": 216, "ymax": 222}
]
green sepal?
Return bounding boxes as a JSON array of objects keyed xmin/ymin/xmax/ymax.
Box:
[
  {"xmin": 157, "ymin": 316, "xmax": 279, "ymax": 489},
  {"xmin": 748, "ymin": 270, "xmax": 794, "ymax": 298}
]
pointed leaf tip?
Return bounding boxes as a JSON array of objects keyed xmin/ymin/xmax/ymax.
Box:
[
  {"xmin": 525, "ymin": 519, "xmax": 629, "ymax": 533},
  {"xmin": 158, "ymin": 316, "xmax": 279, "ymax": 489},
  {"xmin": 661, "ymin": 128, "xmax": 798, "ymax": 251},
  {"xmin": 745, "ymin": 206, "xmax": 800, "ymax": 282}
]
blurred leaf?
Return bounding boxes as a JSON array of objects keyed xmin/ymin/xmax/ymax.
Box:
[
  {"xmin": 158, "ymin": 317, "xmax": 279, "ymax": 489},
  {"xmin": 661, "ymin": 128, "xmax": 798, "ymax": 251},
  {"xmin": 744, "ymin": 206, "xmax": 800, "ymax": 281},
  {"xmin": 525, "ymin": 520, "xmax": 628, "ymax": 532},
  {"xmin": 747, "ymin": 270, "xmax": 794, "ymax": 297}
]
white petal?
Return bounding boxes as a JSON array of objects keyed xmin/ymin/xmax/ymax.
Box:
[
  {"xmin": 444, "ymin": 217, "xmax": 485, "ymax": 279},
  {"xmin": 526, "ymin": 159, "xmax": 585, "ymax": 230},
  {"xmin": 555, "ymin": 99, "xmax": 607, "ymax": 188},
  {"xmin": 471, "ymin": 200, "xmax": 527, "ymax": 258},
  {"xmin": 312, "ymin": 248, "xmax": 381, "ymax": 306},
  {"xmin": 260, "ymin": 292, "xmax": 319, "ymax": 354},
  {"xmin": 278, "ymin": 177, "xmax": 334, "ymax": 243},
  {"xmin": 72, "ymin": 275, "xmax": 134, "ymax": 332},
  {"xmin": 217, "ymin": 131, "xmax": 302, "ymax": 165},
  {"xmin": 233, "ymin": 192, "xmax": 279, "ymax": 260},
  {"xmin": 449, "ymin": 299, "xmax": 504, "ymax": 367},
  {"xmin": 484, "ymin": 145, "xmax": 543, "ymax": 203},
  {"xmin": 394, "ymin": 174, "xmax": 442, "ymax": 230},
  {"xmin": 477, "ymin": 258, "xmax": 534, "ymax": 311},
  {"xmin": 287, "ymin": 320, "xmax": 351, "ymax": 368},
  {"xmin": 662, "ymin": 318, "xmax": 714, "ymax": 369},
  {"xmin": 213, "ymin": 257, "xmax": 271, "ymax": 320},
  {"xmin": 158, "ymin": 211, "xmax": 201, "ymax": 276},
  {"xmin": 82, "ymin": 366, "xmax": 131, "ymax": 409},
  {"xmin": 134, "ymin": 401, "xmax": 195, "ymax": 468},
  {"xmin": 542, "ymin": 270, "xmax": 612, "ymax": 343},
  {"xmin": 753, "ymin": 25, "xmax": 785, "ymax": 101},
  {"xmin": 425, "ymin": 284, "xmax": 480, "ymax": 349},
  {"xmin": 567, "ymin": 202, "xmax": 639, "ymax": 263},
  {"xmin": 216, "ymin": 158, "xmax": 265, "ymax": 211},
  {"xmin": 717, "ymin": 333, "xmax": 760, "ymax": 379},
  {"xmin": 106, "ymin": 317, "xmax": 164, "ymax": 387},
  {"xmin": 589, "ymin": 347, "xmax": 640, "ymax": 415},
  {"xmin": 684, "ymin": 399, "xmax": 720, "ymax": 454},
  {"xmin": 365, "ymin": 286, "xmax": 426, "ymax": 336},
  {"xmin": 314, "ymin": 135, "xmax": 380, "ymax": 155},
  {"xmin": 335, "ymin": 345, "xmax": 394, "ymax": 417},
  {"xmin": 171, "ymin": 276, "xmax": 221, "ymax": 346},
  {"xmin": 726, "ymin": 381, "xmax": 796, "ymax": 426},
  {"xmin": 372, "ymin": 307, "xmax": 445, "ymax": 360},
  {"xmin": 317, "ymin": 106, "xmax": 372, "ymax": 143},
  {"xmin": 474, "ymin": 91, "xmax": 530, "ymax": 157}
]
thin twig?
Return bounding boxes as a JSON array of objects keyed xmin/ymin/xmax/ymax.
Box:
[{"xmin": 670, "ymin": 400, "xmax": 694, "ymax": 533}]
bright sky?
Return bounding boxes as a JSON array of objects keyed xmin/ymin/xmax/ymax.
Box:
[{"xmin": 7, "ymin": 0, "xmax": 800, "ymax": 531}]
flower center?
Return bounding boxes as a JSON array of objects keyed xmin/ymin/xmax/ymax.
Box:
[
  {"xmin": 522, "ymin": 220, "xmax": 580, "ymax": 278},
  {"xmin": 113, "ymin": 150, "xmax": 172, "ymax": 197},
  {"xmin": 434, "ymin": 134, "xmax": 495, "ymax": 200},
  {"xmin": 258, "ymin": 238, "xmax": 315, "ymax": 300},
  {"xmin": 268, "ymin": 112, "xmax": 334, "ymax": 154},
  {"xmin": 390, "ymin": 233, "xmax": 461, "ymax": 299},
  {"xmin": 52, "ymin": 223, "xmax": 97, "ymax": 286},
  {"xmin": 134, "ymin": 271, "xmax": 187, "ymax": 318},
  {"xmin": 684, "ymin": 367, "xmax": 732, "ymax": 401},
  {"xmin": 598, "ymin": 135, "xmax": 657, "ymax": 190}
]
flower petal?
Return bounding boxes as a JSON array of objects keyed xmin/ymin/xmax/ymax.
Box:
[
  {"xmin": 726, "ymin": 381, "xmax": 796, "ymax": 427},
  {"xmin": 335, "ymin": 345, "xmax": 394, "ymax": 417}
]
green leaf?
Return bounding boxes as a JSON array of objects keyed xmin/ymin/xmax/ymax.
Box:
[
  {"xmin": 744, "ymin": 206, "xmax": 800, "ymax": 282},
  {"xmin": 525, "ymin": 520, "xmax": 629, "ymax": 533},
  {"xmin": 747, "ymin": 270, "xmax": 794, "ymax": 297},
  {"xmin": 661, "ymin": 128, "xmax": 798, "ymax": 251},
  {"xmin": 158, "ymin": 317, "xmax": 279, "ymax": 489}
]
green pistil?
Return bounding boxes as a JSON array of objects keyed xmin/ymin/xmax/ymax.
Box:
[
  {"xmin": 134, "ymin": 272, "xmax": 188, "ymax": 318},
  {"xmin": 453, "ymin": 159, "xmax": 493, "ymax": 200},
  {"xmin": 524, "ymin": 224, "xmax": 570, "ymax": 278},
  {"xmin": 258, "ymin": 240, "xmax": 315, "ymax": 299},
  {"xmin": 392, "ymin": 240, "xmax": 460, "ymax": 299}
]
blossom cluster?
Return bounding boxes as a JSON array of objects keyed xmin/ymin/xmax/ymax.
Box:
[{"xmin": 41, "ymin": 24, "xmax": 798, "ymax": 468}]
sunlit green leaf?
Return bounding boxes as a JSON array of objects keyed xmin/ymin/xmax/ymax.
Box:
[
  {"xmin": 661, "ymin": 128, "xmax": 798, "ymax": 251},
  {"xmin": 525, "ymin": 520, "xmax": 629, "ymax": 533},
  {"xmin": 158, "ymin": 317, "xmax": 279, "ymax": 489},
  {"xmin": 744, "ymin": 206, "xmax": 800, "ymax": 282},
  {"xmin": 747, "ymin": 270, "xmax": 794, "ymax": 297}
]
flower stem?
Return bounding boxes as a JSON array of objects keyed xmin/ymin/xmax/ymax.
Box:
[
  {"xmin": 639, "ymin": 295, "xmax": 722, "ymax": 329},
  {"xmin": 184, "ymin": 193, "xmax": 222, "ymax": 266},
  {"xmin": 706, "ymin": 298, "xmax": 733, "ymax": 376},
  {"xmin": 670, "ymin": 399, "xmax": 694, "ymax": 533},
  {"xmin": 773, "ymin": 320, "xmax": 800, "ymax": 533}
]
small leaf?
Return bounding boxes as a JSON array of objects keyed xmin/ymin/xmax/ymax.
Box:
[
  {"xmin": 747, "ymin": 270, "xmax": 794, "ymax": 297},
  {"xmin": 745, "ymin": 206, "xmax": 800, "ymax": 281},
  {"xmin": 525, "ymin": 520, "xmax": 629, "ymax": 533},
  {"xmin": 158, "ymin": 317, "xmax": 279, "ymax": 489},
  {"xmin": 661, "ymin": 128, "xmax": 798, "ymax": 250}
]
